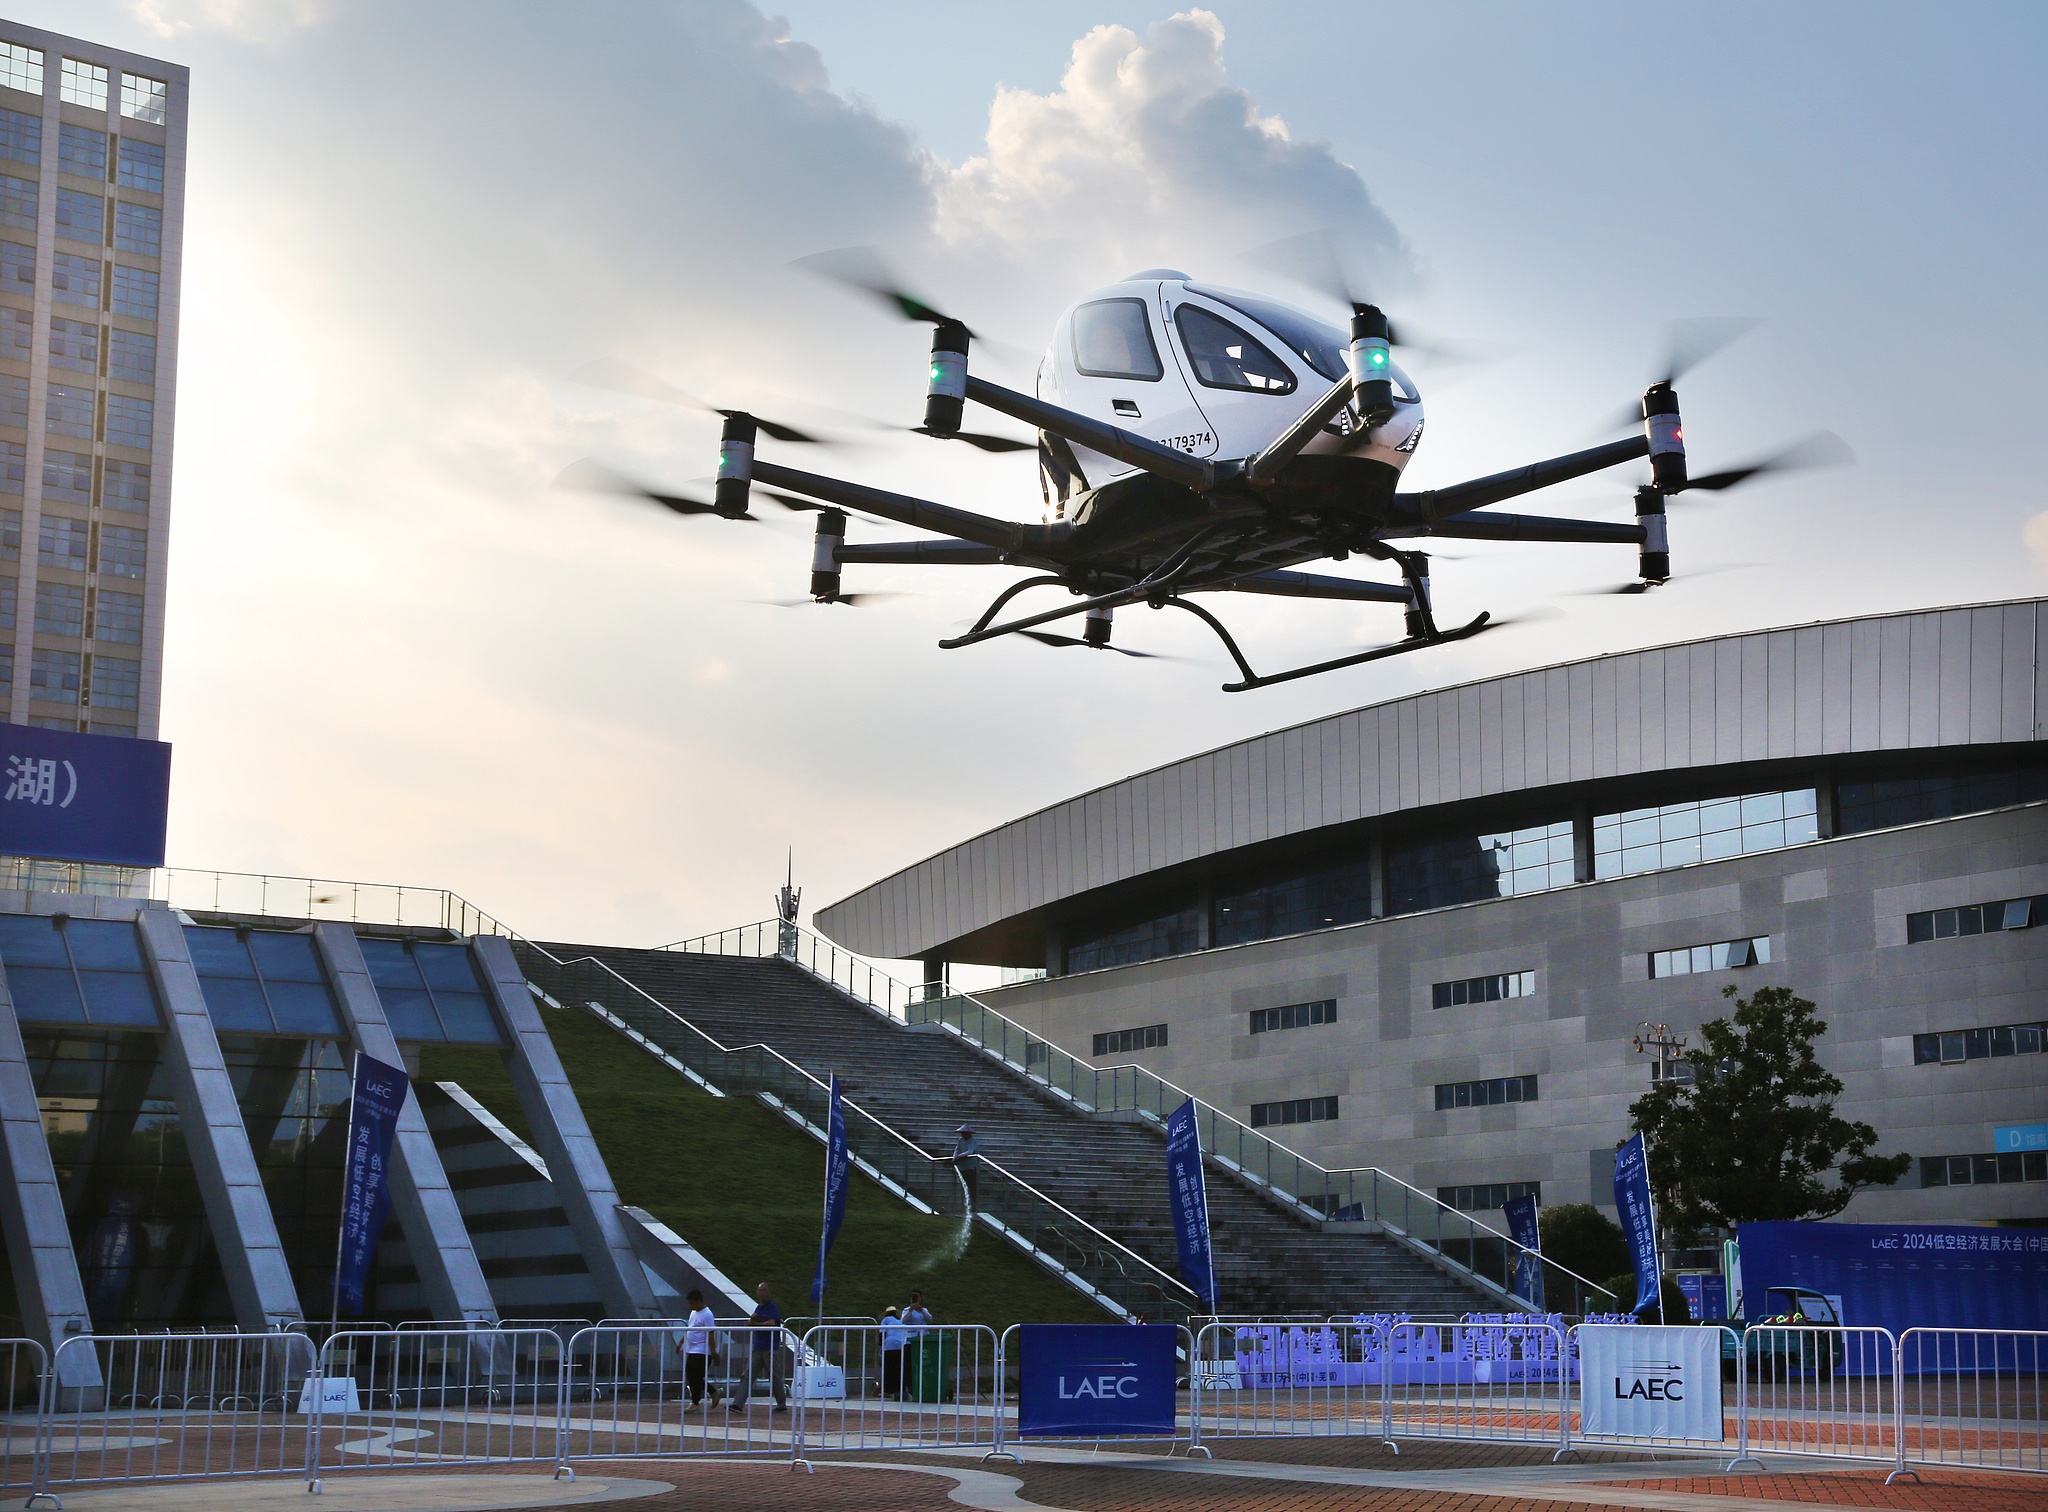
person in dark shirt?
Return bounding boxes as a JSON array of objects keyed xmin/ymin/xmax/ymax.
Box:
[{"xmin": 739, "ymin": 1280, "xmax": 787, "ymax": 1412}]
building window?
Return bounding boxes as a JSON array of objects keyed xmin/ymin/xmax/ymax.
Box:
[
  {"xmin": 0, "ymin": 915, "xmax": 161, "ymax": 1027},
  {"xmin": 108, "ymin": 328, "xmax": 154, "ymax": 384},
  {"xmin": 117, "ymin": 137, "xmax": 163, "ymax": 191},
  {"xmin": 184, "ymin": 926, "xmax": 342, "ymax": 1036},
  {"xmin": 111, "ymin": 264, "xmax": 157, "ymax": 318},
  {"xmin": 0, "ymin": 575, "xmax": 14, "ymax": 629},
  {"xmin": 25, "ymin": 717, "xmax": 72, "ymax": 731},
  {"xmin": 106, "ymin": 394, "xmax": 151, "ymax": 449},
  {"xmin": 0, "ymin": 307, "xmax": 29, "ymax": 360},
  {"xmin": 1906, "ymin": 897, "xmax": 2039, "ymax": 943},
  {"xmin": 89, "ymin": 655, "xmax": 138, "ymax": 711},
  {"xmin": 0, "ymin": 173, "xmax": 33, "ymax": 231},
  {"xmin": 1215, "ymin": 858, "xmax": 1374, "ymax": 947},
  {"xmin": 1174, "ymin": 303, "xmax": 1297, "ymax": 394},
  {"xmin": 357, "ymin": 938, "xmax": 502, "ymax": 1043},
  {"xmin": 1388, "ymin": 818, "xmax": 1574, "ymax": 915},
  {"xmin": 0, "ymin": 45, "xmax": 43, "ymax": 97},
  {"xmin": 1437, "ymin": 1180, "xmax": 1541, "ymax": 1211},
  {"xmin": 1649, "ymin": 1059, "xmax": 1698, "ymax": 1083},
  {"xmin": 41, "ymin": 451, "xmax": 92, "ymax": 506},
  {"xmin": 92, "ymin": 589, "xmax": 142, "ymax": 644},
  {"xmin": 1251, "ymin": 1095, "xmax": 1339, "ymax": 1128},
  {"xmin": 1434, "ymin": 1075, "xmax": 1538, "ymax": 1110},
  {"xmin": 29, "ymin": 647, "xmax": 81, "ymax": 704},
  {"xmin": 0, "ymin": 106, "xmax": 38, "ymax": 166},
  {"xmin": 1649, "ymin": 935, "xmax": 1770, "ymax": 979},
  {"xmin": 121, "ymin": 73, "xmax": 168, "ymax": 125},
  {"xmin": 0, "ymin": 442, "xmax": 19, "ymax": 496},
  {"xmin": 0, "ymin": 508, "xmax": 18, "ymax": 558},
  {"xmin": 48, "ymin": 317, "xmax": 99, "ymax": 374},
  {"xmin": 1248, "ymin": 999, "xmax": 1336, "ymax": 1034},
  {"xmin": 33, "ymin": 581, "xmax": 83, "ymax": 638},
  {"xmin": 0, "ymin": 646, "xmax": 12, "ymax": 687},
  {"xmin": 1432, "ymin": 970, "xmax": 1536, "ymax": 1009},
  {"xmin": 1065, "ymin": 905, "xmax": 1201, "ymax": 974},
  {"xmin": 54, "ymin": 187, "xmax": 102, "ymax": 246},
  {"xmin": 0, "ymin": 373, "xmax": 24, "ymax": 427},
  {"xmin": 104, "ymin": 459, "xmax": 149, "ymax": 512},
  {"xmin": 57, "ymin": 122, "xmax": 106, "ymax": 178},
  {"xmin": 1921, "ymin": 1152, "xmax": 2047, "ymax": 1187},
  {"xmin": 1912, "ymin": 1021, "xmax": 2045, "ymax": 1065},
  {"xmin": 60, "ymin": 59, "xmax": 109, "ymax": 112},
  {"xmin": 46, "ymin": 387, "xmax": 95, "ymax": 442},
  {"xmin": 1596, "ymin": 789, "xmax": 1818, "ymax": 879},
  {"xmin": 99, "ymin": 524, "xmax": 147, "ymax": 579},
  {"xmin": 1840, "ymin": 769, "xmax": 2048, "ymax": 834},
  {"xmin": 1091, "ymin": 1022, "xmax": 1168, "ymax": 1056},
  {"xmin": 113, "ymin": 202, "xmax": 160, "ymax": 257},
  {"xmin": 37, "ymin": 513, "xmax": 88, "ymax": 570},
  {"xmin": 0, "ymin": 240, "xmax": 30, "ymax": 290},
  {"xmin": 88, "ymin": 722, "xmax": 134, "ymax": 737},
  {"xmin": 50, "ymin": 252, "xmax": 101, "ymax": 308}
]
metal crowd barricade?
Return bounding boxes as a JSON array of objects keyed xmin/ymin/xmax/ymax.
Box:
[
  {"xmin": 0, "ymin": 1338, "xmax": 45, "ymax": 1499},
  {"xmin": 312, "ymin": 1328, "xmax": 564, "ymax": 1488},
  {"xmin": 1004, "ymin": 1323, "xmax": 1193, "ymax": 1457},
  {"xmin": 1381, "ymin": 1319, "xmax": 1570, "ymax": 1453},
  {"xmin": 557, "ymin": 1324, "xmax": 792, "ymax": 1470},
  {"xmin": 1194, "ymin": 1321, "xmax": 1379, "ymax": 1448},
  {"xmin": 1567, "ymin": 1323, "xmax": 1756, "ymax": 1470},
  {"xmin": 44, "ymin": 1332, "xmax": 314, "ymax": 1491},
  {"xmin": 792, "ymin": 1323, "xmax": 1002, "ymax": 1467},
  {"xmin": 1741, "ymin": 1325, "xmax": 1901, "ymax": 1471},
  {"xmin": 1897, "ymin": 1328, "xmax": 2046, "ymax": 1475}
]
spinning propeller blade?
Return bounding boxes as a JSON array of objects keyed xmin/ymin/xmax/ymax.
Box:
[
  {"xmin": 791, "ymin": 246, "xmax": 976, "ymax": 334},
  {"xmin": 1600, "ymin": 318, "xmax": 1762, "ymax": 433},
  {"xmin": 553, "ymin": 459, "xmax": 755, "ymax": 520},
  {"xmin": 1570, "ymin": 562, "xmax": 1757, "ymax": 596},
  {"xmin": 569, "ymin": 358, "xmax": 824, "ymax": 444},
  {"xmin": 749, "ymin": 592, "xmax": 911, "ymax": 608},
  {"xmin": 1016, "ymin": 630, "xmax": 1191, "ymax": 662},
  {"xmin": 1680, "ymin": 431, "xmax": 1853, "ymax": 492},
  {"xmin": 909, "ymin": 425, "xmax": 1034, "ymax": 454}
]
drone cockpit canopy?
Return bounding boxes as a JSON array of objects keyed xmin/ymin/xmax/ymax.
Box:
[{"xmin": 1038, "ymin": 274, "xmax": 1424, "ymax": 504}]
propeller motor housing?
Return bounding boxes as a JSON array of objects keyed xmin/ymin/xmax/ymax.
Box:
[
  {"xmin": 1349, "ymin": 305, "xmax": 1395, "ymax": 427},
  {"xmin": 925, "ymin": 319, "xmax": 970, "ymax": 436},
  {"xmin": 1641, "ymin": 382, "xmax": 1687, "ymax": 492},
  {"xmin": 1634, "ymin": 484, "xmax": 1670, "ymax": 583},
  {"xmin": 716, "ymin": 414, "xmax": 755, "ymax": 516},
  {"xmin": 809, "ymin": 509, "xmax": 846, "ymax": 599}
]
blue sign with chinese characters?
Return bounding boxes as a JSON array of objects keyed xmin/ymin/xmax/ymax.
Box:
[
  {"xmin": 1994, "ymin": 1124, "xmax": 2048, "ymax": 1154},
  {"xmin": 1165, "ymin": 1099, "xmax": 1215, "ymax": 1312},
  {"xmin": 334, "ymin": 1053, "xmax": 408, "ymax": 1316},
  {"xmin": 0, "ymin": 724, "xmax": 169, "ymax": 868},
  {"xmin": 1612, "ymin": 1133, "xmax": 1662, "ymax": 1315},
  {"xmin": 1017, "ymin": 1325, "xmax": 1177, "ymax": 1437},
  {"xmin": 1504, "ymin": 1191, "xmax": 1545, "ymax": 1308}
]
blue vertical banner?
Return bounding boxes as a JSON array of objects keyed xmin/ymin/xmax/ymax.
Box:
[
  {"xmin": 1504, "ymin": 1191, "xmax": 1544, "ymax": 1308},
  {"xmin": 1612, "ymin": 1132, "xmax": 1662, "ymax": 1315},
  {"xmin": 810, "ymin": 1072, "xmax": 850, "ymax": 1307},
  {"xmin": 1165, "ymin": 1099, "xmax": 1216, "ymax": 1313},
  {"xmin": 334, "ymin": 1053, "xmax": 408, "ymax": 1317}
]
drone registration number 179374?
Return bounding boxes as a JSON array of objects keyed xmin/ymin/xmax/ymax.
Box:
[{"xmin": 1163, "ymin": 431, "xmax": 1213, "ymax": 454}]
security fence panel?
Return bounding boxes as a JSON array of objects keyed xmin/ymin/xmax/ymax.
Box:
[
  {"xmin": 1194, "ymin": 1321, "xmax": 1382, "ymax": 1445},
  {"xmin": 791, "ymin": 1324, "xmax": 1001, "ymax": 1463},
  {"xmin": 312, "ymin": 1328, "xmax": 563, "ymax": 1482},
  {"xmin": 1897, "ymin": 1329, "xmax": 2046, "ymax": 1475},
  {"xmin": 0, "ymin": 1339, "xmax": 44, "ymax": 1495},
  {"xmin": 1570, "ymin": 1323, "xmax": 1755, "ymax": 1470},
  {"xmin": 1004, "ymin": 1323, "xmax": 1189, "ymax": 1456},
  {"xmin": 44, "ymin": 1333, "xmax": 314, "ymax": 1490},
  {"xmin": 1380, "ymin": 1318, "xmax": 1570, "ymax": 1452},
  {"xmin": 558, "ymin": 1325, "xmax": 793, "ymax": 1468},
  {"xmin": 1741, "ymin": 1326, "xmax": 1901, "ymax": 1469}
]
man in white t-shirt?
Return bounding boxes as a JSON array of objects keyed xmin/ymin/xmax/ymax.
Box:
[{"xmin": 683, "ymin": 1288, "xmax": 717, "ymax": 1410}]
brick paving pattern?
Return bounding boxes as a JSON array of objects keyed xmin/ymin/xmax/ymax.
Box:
[{"xmin": 1591, "ymin": 1469, "xmax": 2048, "ymax": 1512}]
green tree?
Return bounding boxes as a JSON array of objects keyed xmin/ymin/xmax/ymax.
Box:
[
  {"xmin": 1538, "ymin": 1203, "xmax": 1630, "ymax": 1286},
  {"xmin": 1628, "ymin": 984, "xmax": 1911, "ymax": 1240}
]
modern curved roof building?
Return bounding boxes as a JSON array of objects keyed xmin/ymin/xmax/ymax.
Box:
[{"xmin": 820, "ymin": 599, "xmax": 2048, "ymax": 1227}]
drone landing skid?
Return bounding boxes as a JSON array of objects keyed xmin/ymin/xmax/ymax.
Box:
[{"xmin": 1167, "ymin": 601, "xmax": 1493, "ymax": 693}]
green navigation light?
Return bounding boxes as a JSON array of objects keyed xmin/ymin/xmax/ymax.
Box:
[{"xmin": 1369, "ymin": 349, "xmax": 1388, "ymax": 368}]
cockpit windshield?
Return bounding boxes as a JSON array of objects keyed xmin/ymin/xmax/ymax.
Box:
[{"xmin": 1184, "ymin": 284, "xmax": 1348, "ymax": 381}]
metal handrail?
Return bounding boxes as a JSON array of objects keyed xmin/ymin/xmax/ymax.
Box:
[{"xmin": 662, "ymin": 917, "xmax": 1619, "ymax": 1311}]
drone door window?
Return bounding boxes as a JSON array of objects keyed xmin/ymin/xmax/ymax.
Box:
[
  {"xmin": 1172, "ymin": 304, "xmax": 1297, "ymax": 394},
  {"xmin": 1071, "ymin": 298, "xmax": 1163, "ymax": 381}
]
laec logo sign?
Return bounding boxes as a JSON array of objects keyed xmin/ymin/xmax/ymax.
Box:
[
  {"xmin": 1579, "ymin": 1325, "xmax": 1721, "ymax": 1441},
  {"xmin": 1017, "ymin": 1325, "xmax": 1176, "ymax": 1438},
  {"xmin": 1612, "ymin": 1354, "xmax": 1686, "ymax": 1401}
]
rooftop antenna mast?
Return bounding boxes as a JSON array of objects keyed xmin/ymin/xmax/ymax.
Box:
[{"xmin": 775, "ymin": 849, "xmax": 800, "ymax": 960}]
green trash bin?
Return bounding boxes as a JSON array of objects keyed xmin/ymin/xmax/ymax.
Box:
[{"xmin": 903, "ymin": 1333, "xmax": 954, "ymax": 1403}]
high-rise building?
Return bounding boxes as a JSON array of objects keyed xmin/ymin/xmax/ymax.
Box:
[{"xmin": 0, "ymin": 24, "xmax": 183, "ymax": 741}]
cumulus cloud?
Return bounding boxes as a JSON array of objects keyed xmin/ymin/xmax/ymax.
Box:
[{"xmin": 936, "ymin": 11, "xmax": 1405, "ymax": 298}]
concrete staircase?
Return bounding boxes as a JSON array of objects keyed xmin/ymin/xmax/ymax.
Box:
[{"xmin": 536, "ymin": 943, "xmax": 1494, "ymax": 1318}]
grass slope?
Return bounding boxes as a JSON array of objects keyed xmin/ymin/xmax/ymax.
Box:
[{"xmin": 419, "ymin": 1002, "xmax": 1107, "ymax": 1329}]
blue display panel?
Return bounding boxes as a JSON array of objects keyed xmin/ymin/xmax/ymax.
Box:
[
  {"xmin": 1738, "ymin": 1219, "xmax": 2048, "ymax": 1335},
  {"xmin": 0, "ymin": 724, "xmax": 169, "ymax": 867}
]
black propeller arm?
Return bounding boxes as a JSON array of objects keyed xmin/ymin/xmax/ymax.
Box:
[
  {"xmin": 835, "ymin": 539, "xmax": 1006, "ymax": 565},
  {"xmin": 1396, "ymin": 436, "xmax": 1648, "ymax": 522},
  {"xmin": 962, "ymin": 376, "xmax": 1215, "ymax": 493},
  {"xmin": 750, "ymin": 459, "xmax": 1025, "ymax": 552},
  {"xmin": 1427, "ymin": 511, "xmax": 1646, "ymax": 545},
  {"xmin": 1218, "ymin": 568, "xmax": 1412, "ymax": 604}
]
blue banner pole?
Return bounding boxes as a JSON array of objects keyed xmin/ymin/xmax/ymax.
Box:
[
  {"xmin": 1165, "ymin": 1099, "xmax": 1216, "ymax": 1315},
  {"xmin": 1612, "ymin": 1131, "xmax": 1664, "ymax": 1322},
  {"xmin": 332, "ymin": 1051, "xmax": 409, "ymax": 1321},
  {"xmin": 1504, "ymin": 1191, "xmax": 1544, "ymax": 1309},
  {"xmin": 811, "ymin": 1073, "xmax": 849, "ymax": 1315}
]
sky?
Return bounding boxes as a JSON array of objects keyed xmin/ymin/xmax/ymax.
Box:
[{"xmin": 16, "ymin": 0, "xmax": 2048, "ymax": 962}]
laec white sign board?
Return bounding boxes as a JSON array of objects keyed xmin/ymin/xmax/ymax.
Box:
[
  {"xmin": 793, "ymin": 1364, "xmax": 845, "ymax": 1400},
  {"xmin": 1579, "ymin": 1326, "xmax": 1721, "ymax": 1440},
  {"xmin": 296, "ymin": 1376, "xmax": 361, "ymax": 1414}
]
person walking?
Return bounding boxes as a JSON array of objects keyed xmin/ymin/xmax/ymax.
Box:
[
  {"xmin": 944, "ymin": 1124, "xmax": 981, "ymax": 1206},
  {"xmin": 682, "ymin": 1288, "xmax": 717, "ymax": 1411},
  {"xmin": 880, "ymin": 1304, "xmax": 907, "ymax": 1399},
  {"xmin": 739, "ymin": 1281, "xmax": 788, "ymax": 1412}
]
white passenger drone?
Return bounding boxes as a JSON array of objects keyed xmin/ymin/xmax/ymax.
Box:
[{"xmin": 568, "ymin": 238, "xmax": 1845, "ymax": 692}]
